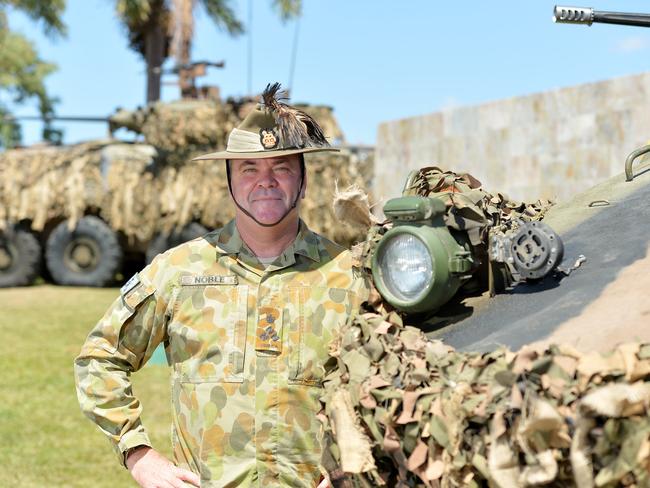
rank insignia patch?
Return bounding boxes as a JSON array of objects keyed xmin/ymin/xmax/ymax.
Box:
[
  {"xmin": 260, "ymin": 128, "xmax": 279, "ymax": 149},
  {"xmin": 255, "ymin": 306, "xmax": 282, "ymax": 353}
]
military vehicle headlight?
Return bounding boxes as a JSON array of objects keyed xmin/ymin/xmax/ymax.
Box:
[
  {"xmin": 371, "ymin": 197, "xmax": 474, "ymax": 314},
  {"xmin": 375, "ymin": 233, "xmax": 433, "ymax": 302}
]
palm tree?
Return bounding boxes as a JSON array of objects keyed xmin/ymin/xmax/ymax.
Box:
[
  {"xmin": 0, "ymin": 0, "xmax": 66, "ymax": 147},
  {"xmin": 113, "ymin": 0, "xmax": 301, "ymax": 103}
]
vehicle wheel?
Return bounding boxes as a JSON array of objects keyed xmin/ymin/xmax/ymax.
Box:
[
  {"xmin": 146, "ymin": 222, "xmax": 209, "ymax": 263},
  {"xmin": 45, "ymin": 216, "xmax": 123, "ymax": 287},
  {"xmin": 0, "ymin": 226, "xmax": 42, "ymax": 287}
]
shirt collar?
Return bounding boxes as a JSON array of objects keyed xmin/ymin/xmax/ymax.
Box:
[{"xmin": 211, "ymin": 219, "xmax": 321, "ymax": 263}]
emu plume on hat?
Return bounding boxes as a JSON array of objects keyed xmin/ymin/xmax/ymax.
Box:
[{"xmin": 193, "ymin": 83, "xmax": 338, "ymax": 161}]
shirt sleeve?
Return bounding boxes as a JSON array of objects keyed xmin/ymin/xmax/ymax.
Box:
[{"xmin": 74, "ymin": 264, "xmax": 170, "ymax": 466}]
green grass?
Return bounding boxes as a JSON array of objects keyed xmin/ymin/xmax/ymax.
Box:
[{"xmin": 0, "ymin": 286, "xmax": 172, "ymax": 487}]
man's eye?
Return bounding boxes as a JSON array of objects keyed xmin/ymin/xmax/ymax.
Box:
[
  {"xmin": 242, "ymin": 167, "xmax": 257, "ymax": 173},
  {"xmin": 274, "ymin": 167, "xmax": 290, "ymax": 173}
]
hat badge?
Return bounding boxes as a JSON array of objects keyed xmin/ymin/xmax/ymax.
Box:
[{"xmin": 260, "ymin": 128, "xmax": 279, "ymax": 150}]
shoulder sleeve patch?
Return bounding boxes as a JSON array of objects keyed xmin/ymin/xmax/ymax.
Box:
[
  {"xmin": 121, "ymin": 273, "xmax": 141, "ymax": 296},
  {"xmin": 121, "ymin": 273, "xmax": 156, "ymax": 311}
]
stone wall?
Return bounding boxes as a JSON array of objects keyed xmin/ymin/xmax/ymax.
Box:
[{"xmin": 375, "ymin": 72, "xmax": 650, "ymax": 203}]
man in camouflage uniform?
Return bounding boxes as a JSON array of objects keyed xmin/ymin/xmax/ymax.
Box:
[{"xmin": 74, "ymin": 84, "xmax": 368, "ymax": 487}]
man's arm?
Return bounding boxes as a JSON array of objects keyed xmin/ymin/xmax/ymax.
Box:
[
  {"xmin": 74, "ymin": 268, "xmax": 198, "ymax": 488},
  {"xmin": 74, "ymin": 271, "xmax": 162, "ymax": 463}
]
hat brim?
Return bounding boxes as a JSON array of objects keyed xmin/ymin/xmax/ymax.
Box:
[{"xmin": 192, "ymin": 146, "xmax": 339, "ymax": 161}]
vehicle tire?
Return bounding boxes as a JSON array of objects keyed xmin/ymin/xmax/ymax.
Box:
[
  {"xmin": 146, "ymin": 222, "xmax": 209, "ymax": 263},
  {"xmin": 0, "ymin": 226, "xmax": 42, "ymax": 287},
  {"xmin": 45, "ymin": 216, "xmax": 123, "ymax": 287}
]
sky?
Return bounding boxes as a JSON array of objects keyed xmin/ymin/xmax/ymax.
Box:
[{"xmin": 5, "ymin": 1, "xmax": 650, "ymax": 146}]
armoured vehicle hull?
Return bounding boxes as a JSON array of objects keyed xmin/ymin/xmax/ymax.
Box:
[{"xmin": 430, "ymin": 159, "xmax": 650, "ymax": 352}]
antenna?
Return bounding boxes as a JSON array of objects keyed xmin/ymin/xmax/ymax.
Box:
[
  {"xmin": 288, "ymin": 17, "xmax": 301, "ymax": 93},
  {"xmin": 247, "ymin": 0, "xmax": 253, "ymax": 95}
]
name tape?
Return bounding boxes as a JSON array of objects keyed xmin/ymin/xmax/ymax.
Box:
[{"xmin": 181, "ymin": 275, "xmax": 238, "ymax": 286}]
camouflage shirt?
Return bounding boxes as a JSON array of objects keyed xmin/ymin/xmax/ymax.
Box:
[{"xmin": 74, "ymin": 220, "xmax": 368, "ymax": 487}]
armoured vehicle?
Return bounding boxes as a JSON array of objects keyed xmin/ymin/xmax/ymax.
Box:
[{"xmin": 0, "ymin": 96, "xmax": 371, "ymax": 288}]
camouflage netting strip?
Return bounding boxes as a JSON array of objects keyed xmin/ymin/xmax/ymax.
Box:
[
  {"xmin": 103, "ymin": 144, "xmax": 161, "ymax": 244},
  {"xmin": 321, "ymin": 305, "xmax": 650, "ymax": 487},
  {"xmin": 0, "ymin": 141, "xmax": 108, "ymax": 232},
  {"xmin": 302, "ymin": 152, "xmax": 369, "ymax": 247},
  {"xmin": 111, "ymin": 100, "xmax": 239, "ymax": 157},
  {"xmin": 403, "ymin": 166, "xmax": 553, "ymax": 246}
]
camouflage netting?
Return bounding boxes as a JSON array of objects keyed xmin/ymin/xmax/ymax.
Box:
[
  {"xmin": 321, "ymin": 306, "xmax": 650, "ymax": 488},
  {"xmin": 402, "ymin": 167, "xmax": 553, "ymax": 246},
  {"xmin": 322, "ymin": 171, "xmax": 650, "ymax": 487},
  {"xmin": 109, "ymin": 99, "xmax": 240, "ymax": 166},
  {"xmin": 0, "ymin": 141, "xmax": 108, "ymax": 232}
]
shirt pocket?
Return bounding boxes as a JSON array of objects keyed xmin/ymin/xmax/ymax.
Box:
[
  {"xmin": 285, "ymin": 286, "xmax": 352, "ymax": 387},
  {"xmin": 170, "ymin": 283, "xmax": 248, "ymax": 383}
]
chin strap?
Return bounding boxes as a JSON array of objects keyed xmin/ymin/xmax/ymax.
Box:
[{"xmin": 226, "ymin": 159, "xmax": 305, "ymax": 228}]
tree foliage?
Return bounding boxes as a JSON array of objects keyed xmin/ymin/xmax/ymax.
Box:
[
  {"xmin": 1, "ymin": 0, "xmax": 66, "ymax": 35},
  {"xmin": 272, "ymin": 0, "xmax": 301, "ymax": 21},
  {"xmin": 111, "ymin": 0, "xmax": 301, "ymax": 101},
  {"xmin": 0, "ymin": 1, "xmax": 66, "ymax": 148}
]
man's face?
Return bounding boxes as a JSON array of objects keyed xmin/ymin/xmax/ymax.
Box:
[{"xmin": 229, "ymin": 155, "xmax": 305, "ymax": 225}]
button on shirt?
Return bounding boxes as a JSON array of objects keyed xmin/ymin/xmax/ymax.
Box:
[{"xmin": 74, "ymin": 220, "xmax": 369, "ymax": 487}]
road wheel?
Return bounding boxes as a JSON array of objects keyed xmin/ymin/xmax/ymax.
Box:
[
  {"xmin": 146, "ymin": 222, "xmax": 209, "ymax": 263},
  {"xmin": 45, "ymin": 216, "xmax": 123, "ymax": 287},
  {"xmin": 0, "ymin": 226, "xmax": 42, "ymax": 287}
]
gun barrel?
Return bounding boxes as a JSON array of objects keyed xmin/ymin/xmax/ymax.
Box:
[
  {"xmin": 554, "ymin": 6, "xmax": 593, "ymax": 25},
  {"xmin": 554, "ymin": 5, "xmax": 650, "ymax": 27}
]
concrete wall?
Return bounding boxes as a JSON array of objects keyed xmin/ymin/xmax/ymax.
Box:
[{"xmin": 375, "ymin": 72, "xmax": 650, "ymax": 203}]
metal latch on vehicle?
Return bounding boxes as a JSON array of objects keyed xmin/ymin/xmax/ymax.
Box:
[{"xmin": 625, "ymin": 144, "xmax": 650, "ymax": 182}]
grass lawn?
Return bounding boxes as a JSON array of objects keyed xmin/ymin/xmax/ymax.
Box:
[{"xmin": 0, "ymin": 285, "xmax": 172, "ymax": 487}]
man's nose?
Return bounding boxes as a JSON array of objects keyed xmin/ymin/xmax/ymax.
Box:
[{"xmin": 256, "ymin": 169, "xmax": 278, "ymax": 188}]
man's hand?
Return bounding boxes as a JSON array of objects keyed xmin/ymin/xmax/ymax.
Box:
[{"xmin": 126, "ymin": 446, "xmax": 200, "ymax": 488}]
